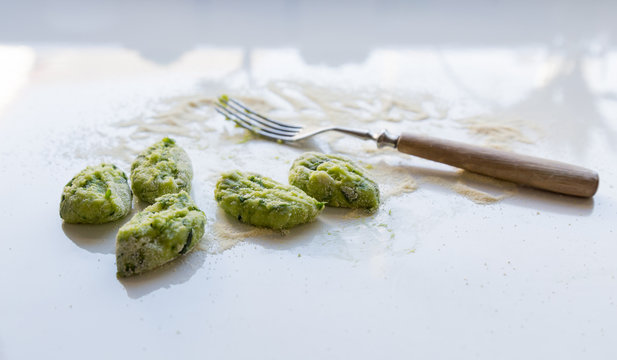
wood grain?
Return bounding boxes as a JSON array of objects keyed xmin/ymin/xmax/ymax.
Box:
[{"xmin": 397, "ymin": 133, "xmax": 599, "ymax": 197}]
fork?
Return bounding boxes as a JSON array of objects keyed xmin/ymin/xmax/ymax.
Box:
[{"xmin": 215, "ymin": 96, "xmax": 599, "ymax": 198}]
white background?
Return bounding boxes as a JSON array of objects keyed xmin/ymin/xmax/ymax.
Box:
[{"xmin": 0, "ymin": 1, "xmax": 616, "ymax": 359}]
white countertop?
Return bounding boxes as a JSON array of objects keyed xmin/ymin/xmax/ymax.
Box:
[{"xmin": 1, "ymin": 11, "xmax": 617, "ymax": 359}]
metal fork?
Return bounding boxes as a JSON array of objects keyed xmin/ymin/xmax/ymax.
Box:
[
  {"xmin": 215, "ymin": 95, "xmax": 398, "ymax": 146},
  {"xmin": 215, "ymin": 95, "xmax": 598, "ymax": 198}
]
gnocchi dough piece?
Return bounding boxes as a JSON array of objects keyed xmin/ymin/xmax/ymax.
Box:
[
  {"xmin": 215, "ymin": 170, "xmax": 324, "ymax": 230},
  {"xmin": 116, "ymin": 191, "xmax": 206, "ymax": 277},
  {"xmin": 289, "ymin": 152, "xmax": 379, "ymax": 211},
  {"xmin": 60, "ymin": 163, "xmax": 132, "ymax": 224},
  {"xmin": 130, "ymin": 137, "xmax": 193, "ymax": 204}
]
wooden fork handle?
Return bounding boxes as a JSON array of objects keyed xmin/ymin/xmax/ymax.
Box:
[{"xmin": 396, "ymin": 133, "xmax": 599, "ymax": 197}]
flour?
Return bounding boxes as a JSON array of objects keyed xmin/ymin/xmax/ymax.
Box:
[
  {"xmin": 420, "ymin": 170, "xmax": 517, "ymax": 204},
  {"xmin": 92, "ymin": 80, "xmax": 536, "ymax": 253},
  {"xmin": 369, "ymin": 162, "xmax": 419, "ymax": 198},
  {"xmin": 451, "ymin": 182, "xmax": 508, "ymax": 205},
  {"xmin": 201, "ymin": 221, "xmax": 275, "ymax": 254},
  {"xmin": 460, "ymin": 115, "xmax": 538, "ymax": 150}
]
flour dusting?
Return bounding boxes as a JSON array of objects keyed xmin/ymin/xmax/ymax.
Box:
[{"xmin": 81, "ymin": 79, "xmax": 536, "ymax": 253}]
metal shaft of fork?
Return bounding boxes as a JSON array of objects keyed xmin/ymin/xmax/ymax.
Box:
[
  {"xmin": 219, "ymin": 97, "xmax": 400, "ymax": 147},
  {"xmin": 333, "ymin": 127, "xmax": 399, "ymax": 148}
]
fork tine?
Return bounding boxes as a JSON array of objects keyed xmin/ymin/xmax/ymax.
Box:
[
  {"xmin": 215, "ymin": 105, "xmax": 295, "ymax": 141},
  {"xmin": 227, "ymin": 98, "xmax": 303, "ymax": 130},
  {"xmin": 224, "ymin": 101, "xmax": 298, "ymax": 135},
  {"xmin": 216, "ymin": 103, "xmax": 298, "ymax": 137},
  {"xmin": 215, "ymin": 106, "xmax": 290, "ymax": 140}
]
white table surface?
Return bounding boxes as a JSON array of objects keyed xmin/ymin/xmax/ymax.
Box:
[{"xmin": 1, "ymin": 6, "xmax": 617, "ymax": 359}]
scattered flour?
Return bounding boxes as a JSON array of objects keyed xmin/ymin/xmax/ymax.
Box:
[
  {"xmin": 86, "ymin": 80, "xmax": 536, "ymax": 253},
  {"xmin": 201, "ymin": 221, "xmax": 275, "ymax": 254},
  {"xmin": 460, "ymin": 115, "xmax": 539, "ymax": 150},
  {"xmin": 369, "ymin": 162, "xmax": 419, "ymax": 198},
  {"xmin": 421, "ymin": 170, "xmax": 518, "ymax": 204}
]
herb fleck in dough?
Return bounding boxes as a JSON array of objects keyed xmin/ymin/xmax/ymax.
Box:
[
  {"xmin": 289, "ymin": 152, "xmax": 380, "ymax": 211},
  {"xmin": 130, "ymin": 137, "xmax": 193, "ymax": 203},
  {"xmin": 60, "ymin": 163, "xmax": 132, "ymax": 224},
  {"xmin": 214, "ymin": 170, "xmax": 324, "ymax": 230},
  {"xmin": 116, "ymin": 191, "xmax": 206, "ymax": 277}
]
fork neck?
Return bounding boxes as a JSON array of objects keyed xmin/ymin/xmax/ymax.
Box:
[
  {"xmin": 374, "ymin": 130, "xmax": 399, "ymax": 148},
  {"xmin": 333, "ymin": 127, "xmax": 399, "ymax": 148}
]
